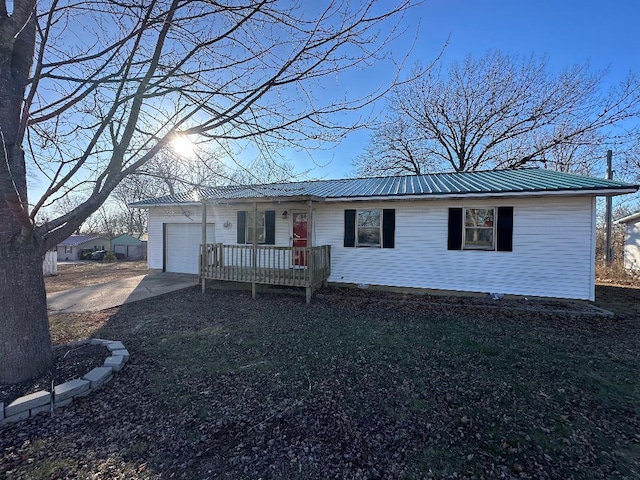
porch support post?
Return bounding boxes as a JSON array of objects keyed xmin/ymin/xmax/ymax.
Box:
[
  {"xmin": 306, "ymin": 200, "xmax": 313, "ymax": 304},
  {"xmin": 307, "ymin": 200, "xmax": 313, "ymax": 249},
  {"xmin": 201, "ymin": 200, "xmax": 207, "ymax": 293},
  {"xmin": 252, "ymin": 201, "xmax": 257, "ymax": 299}
]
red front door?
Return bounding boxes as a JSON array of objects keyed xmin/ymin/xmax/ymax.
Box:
[{"xmin": 292, "ymin": 211, "xmax": 307, "ymax": 267}]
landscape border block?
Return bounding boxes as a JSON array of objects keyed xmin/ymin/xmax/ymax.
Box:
[
  {"xmin": 5, "ymin": 391, "xmax": 51, "ymax": 417},
  {"xmin": 111, "ymin": 349, "xmax": 129, "ymax": 362},
  {"xmin": 106, "ymin": 341, "xmax": 125, "ymax": 351},
  {"xmin": 31, "ymin": 404, "xmax": 52, "ymax": 416},
  {"xmin": 54, "ymin": 398, "xmax": 73, "ymax": 409},
  {"xmin": 104, "ymin": 355, "xmax": 125, "ymax": 372},
  {"xmin": 54, "ymin": 378, "xmax": 90, "ymax": 402},
  {"xmin": 0, "ymin": 338, "xmax": 129, "ymax": 429},
  {"xmin": 1, "ymin": 410, "xmax": 30, "ymax": 425},
  {"xmin": 83, "ymin": 366, "xmax": 114, "ymax": 389}
]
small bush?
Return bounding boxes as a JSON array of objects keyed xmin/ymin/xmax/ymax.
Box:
[{"xmin": 103, "ymin": 251, "xmax": 117, "ymax": 263}]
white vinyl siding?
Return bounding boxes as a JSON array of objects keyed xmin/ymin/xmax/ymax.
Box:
[
  {"xmin": 147, "ymin": 204, "xmax": 292, "ymax": 272},
  {"xmin": 624, "ymin": 221, "xmax": 640, "ymax": 270},
  {"xmin": 147, "ymin": 197, "xmax": 597, "ymax": 300},
  {"xmin": 314, "ymin": 196, "xmax": 596, "ymax": 301}
]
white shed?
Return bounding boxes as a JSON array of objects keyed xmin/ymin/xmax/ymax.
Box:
[{"xmin": 614, "ymin": 211, "xmax": 640, "ymax": 271}]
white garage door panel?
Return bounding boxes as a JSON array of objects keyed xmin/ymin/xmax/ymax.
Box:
[
  {"xmin": 127, "ymin": 245, "xmax": 143, "ymax": 259},
  {"xmin": 166, "ymin": 224, "xmax": 215, "ymax": 274}
]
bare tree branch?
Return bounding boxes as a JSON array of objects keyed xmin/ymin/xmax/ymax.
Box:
[{"xmin": 356, "ymin": 51, "xmax": 640, "ymax": 175}]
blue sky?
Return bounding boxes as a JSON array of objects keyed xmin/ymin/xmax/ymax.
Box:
[{"xmin": 298, "ymin": 0, "xmax": 640, "ymax": 180}]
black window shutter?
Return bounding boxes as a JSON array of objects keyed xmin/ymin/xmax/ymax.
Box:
[
  {"xmin": 344, "ymin": 210, "xmax": 356, "ymax": 247},
  {"xmin": 496, "ymin": 207, "xmax": 513, "ymax": 252},
  {"xmin": 237, "ymin": 211, "xmax": 246, "ymax": 244},
  {"xmin": 448, "ymin": 208, "xmax": 463, "ymax": 250},
  {"xmin": 382, "ymin": 209, "xmax": 395, "ymax": 248},
  {"xmin": 265, "ymin": 210, "xmax": 276, "ymax": 245}
]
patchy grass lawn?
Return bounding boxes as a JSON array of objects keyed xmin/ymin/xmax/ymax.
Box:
[{"xmin": 2, "ymin": 286, "xmax": 639, "ymax": 479}]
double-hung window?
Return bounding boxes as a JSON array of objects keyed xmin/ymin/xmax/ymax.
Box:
[
  {"xmin": 448, "ymin": 206, "xmax": 513, "ymax": 252},
  {"xmin": 344, "ymin": 209, "xmax": 395, "ymax": 248},
  {"xmin": 463, "ymin": 208, "xmax": 495, "ymax": 250},
  {"xmin": 245, "ymin": 211, "xmax": 266, "ymax": 244},
  {"xmin": 236, "ymin": 210, "xmax": 276, "ymax": 245},
  {"xmin": 357, "ymin": 209, "xmax": 381, "ymax": 247}
]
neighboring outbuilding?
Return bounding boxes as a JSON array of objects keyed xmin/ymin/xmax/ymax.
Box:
[
  {"xmin": 131, "ymin": 168, "xmax": 638, "ymax": 301},
  {"xmin": 111, "ymin": 233, "xmax": 148, "ymax": 259},
  {"xmin": 56, "ymin": 235, "xmax": 111, "ymax": 261},
  {"xmin": 614, "ymin": 211, "xmax": 640, "ymax": 271}
]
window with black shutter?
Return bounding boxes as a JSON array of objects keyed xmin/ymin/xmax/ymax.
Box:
[
  {"xmin": 237, "ymin": 210, "xmax": 275, "ymax": 245},
  {"xmin": 448, "ymin": 206, "xmax": 513, "ymax": 252},
  {"xmin": 344, "ymin": 208, "xmax": 395, "ymax": 248}
]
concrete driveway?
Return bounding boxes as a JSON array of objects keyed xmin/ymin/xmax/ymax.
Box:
[{"xmin": 47, "ymin": 272, "xmax": 200, "ymax": 313}]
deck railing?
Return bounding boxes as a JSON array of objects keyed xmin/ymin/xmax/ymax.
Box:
[{"xmin": 200, "ymin": 243, "xmax": 331, "ymax": 301}]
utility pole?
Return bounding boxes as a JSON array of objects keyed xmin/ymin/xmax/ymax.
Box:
[{"xmin": 605, "ymin": 150, "xmax": 613, "ymax": 264}]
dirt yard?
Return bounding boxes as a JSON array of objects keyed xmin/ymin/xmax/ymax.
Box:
[{"xmin": 44, "ymin": 260, "xmax": 148, "ymax": 293}]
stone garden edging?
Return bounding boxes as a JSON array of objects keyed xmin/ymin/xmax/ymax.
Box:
[{"xmin": 0, "ymin": 339, "xmax": 129, "ymax": 427}]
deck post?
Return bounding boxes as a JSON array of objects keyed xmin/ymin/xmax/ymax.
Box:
[
  {"xmin": 307, "ymin": 200, "xmax": 314, "ymax": 295},
  {"xmin": 201, "ymin": 200, "xmax": 207, "ymax": 293},
  {"xmin": 252, "ymin": 201, "xmax": 257, "ymax": 299},
  {"xmin": 305, "ymin": 286, "xmax": 312, "ymax": 304}
]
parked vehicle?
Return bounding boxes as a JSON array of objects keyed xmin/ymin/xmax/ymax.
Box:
[{"xmin": 90, "ymin": 250, "xmax": 107, "ymax": 260}]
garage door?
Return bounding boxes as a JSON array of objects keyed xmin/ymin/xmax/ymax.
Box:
[
  {"xmin": 165, "ymin": 223, "xmax": 215, "ymax": 274},
  {"xmin": 127, "ymin": 245, "xmax": 143, "ymax": 260}
]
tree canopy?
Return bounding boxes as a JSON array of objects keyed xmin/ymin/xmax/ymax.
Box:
[{"xmin": 355, "ymin": 51, "xmax": 640, "ymax": 176}]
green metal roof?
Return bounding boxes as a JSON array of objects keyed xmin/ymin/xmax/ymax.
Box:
[{"xmin": 130, "ymin": 168, "xmax": 638, "ymax": 207}]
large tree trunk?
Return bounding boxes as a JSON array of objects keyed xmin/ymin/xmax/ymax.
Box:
[
  {"xmin": 0, "ymin": 0, "xmax": 52, "ymax": 384},
  {"xmin": 0, "ymin": 240, "xmax": 53, "ymax": 384}
]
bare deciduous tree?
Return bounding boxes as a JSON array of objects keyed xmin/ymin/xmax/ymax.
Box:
[
  {"xmin": 0, "ymin": 0, "xmax": 416, "ymax": 383},
  {"xmin": 355, "ymin": 51, "xmax": 640, "ymax": 175}
]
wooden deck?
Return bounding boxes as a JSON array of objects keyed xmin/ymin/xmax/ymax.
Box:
[{"xmin": 199, "ymin": 244, "xmax": 331, "ymax": 303}]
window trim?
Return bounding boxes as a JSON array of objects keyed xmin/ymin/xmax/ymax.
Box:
[
  {"xmin": 356, "ymin": 208, "xmax": 382, "ymax": 248},
  {"xmin": 462, "ymin": 207, "xmax": 496, "ymax": 251}
]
